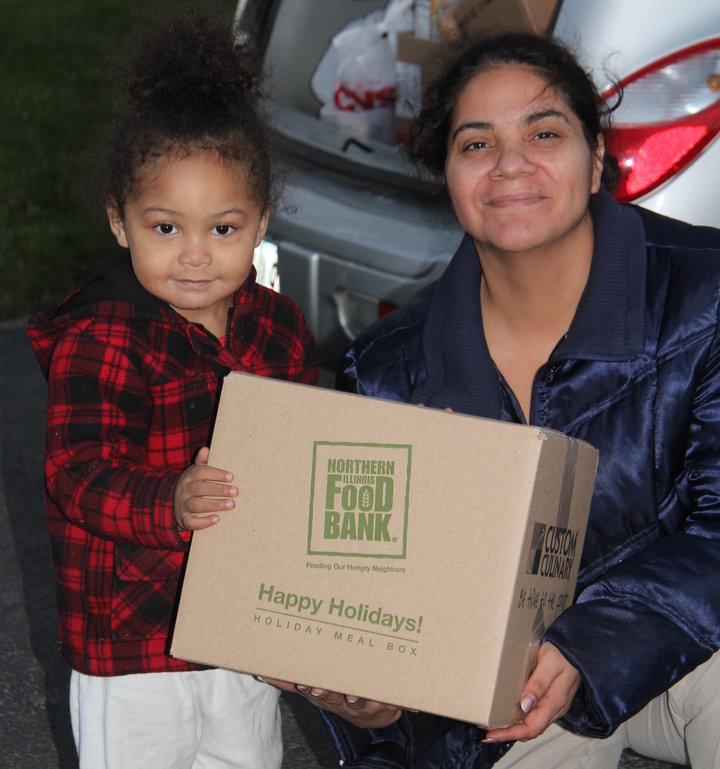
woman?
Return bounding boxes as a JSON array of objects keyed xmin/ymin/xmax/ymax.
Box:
[{"xmin": 272, "ymin": 32, "xmax": 720, "ymax": 768}]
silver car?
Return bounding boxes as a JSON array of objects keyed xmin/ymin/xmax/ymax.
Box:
[{"xmin": 240, "ymin": 0, "xmax": 720, "ymax": 368}]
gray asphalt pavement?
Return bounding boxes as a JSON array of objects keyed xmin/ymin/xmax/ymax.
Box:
[{"xmin": 0, "ymin": 318, "xmax": 681, "ymax": 768}]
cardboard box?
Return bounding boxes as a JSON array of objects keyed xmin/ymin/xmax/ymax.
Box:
[
  {"xmin": 395, "ymin": 31, "xmax": 444, "ymax": 143},
  {"xmin": 445, "ymin": 0, "xmax": 560, "ymax": 41},
  {"xmin": 394, "ymin": 0, "xmax": 561, "ymax": 142},
  {"xmin": 413, "ymin": 0, "xmax": 464, "ymax": 41},
  {"xmin": 171, "ymin": 372, "xmax": 597, "ymax": 726}
]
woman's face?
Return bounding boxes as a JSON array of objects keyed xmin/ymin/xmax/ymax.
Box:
[{"xmin": 444, "ymin": 63, "xmax": 604, "ymax": 258}]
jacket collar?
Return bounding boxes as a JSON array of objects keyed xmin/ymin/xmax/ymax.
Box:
[
  {"xmin": 28, "ymin": 252, "xmax": 260, "ymax": 378},
  {"xmin": 412, "ymin": 190, "xmax": 647, "ymax": 415},
  {"xmin": 562, "ymin": 189, "xmax": 646, "ymax": 360}
]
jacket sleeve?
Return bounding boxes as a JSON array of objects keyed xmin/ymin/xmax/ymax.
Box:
[
  {"xmin": 336, "ymin": 342, "xmax": 407, "ymax": 399},
  {"xmin": 44, "ymin": 321, "xmax": 188, "ymax": 551},
  {"xmin": 546, "ymin": 304, "xmax": 720, "ymax": 737},
  {"xmin": 336, "ymin": 320, "xmax": 421, "ymax": 400},
  {"xmin": 318, "ymin": 710, "xmax": 513, "ymax": 769},
  {"xmin": 546, "ymin": 536, "xmax": 719, "ymax": 736}
]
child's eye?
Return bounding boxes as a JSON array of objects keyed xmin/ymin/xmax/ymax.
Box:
[
  {"xmin": 212, "ymin": 224, "xmax": 236, "ymax": 236},
  {"xmin": 154, "ymin": 222, "xmax": 177, "ymax": 235}
]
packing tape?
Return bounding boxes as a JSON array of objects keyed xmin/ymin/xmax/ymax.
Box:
[{"xmin": 556, "ymin": 438, "xmax": 579, "ymax": 530}]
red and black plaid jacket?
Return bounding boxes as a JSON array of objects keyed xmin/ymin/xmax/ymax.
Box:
[{"xmin": 26, "ymin": 255, "xmax": 317, "ymax": 676}]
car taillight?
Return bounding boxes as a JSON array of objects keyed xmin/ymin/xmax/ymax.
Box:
[{"xmin": 603, "ymin": 38, "xmax": 720, "ymax": 203}]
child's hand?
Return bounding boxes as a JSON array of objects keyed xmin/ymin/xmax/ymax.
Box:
[{"xmin": 174, "ymin": 447, "xmax": 237, "ymax": 532}]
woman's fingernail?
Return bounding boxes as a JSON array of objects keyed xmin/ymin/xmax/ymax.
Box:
[
  {"xmin": 296, "ymin": 685, "xmax": 308, "ymax": 692},
  {"xmin": 482, "ymin": 738, "xmax": 498, "ymax": 744},
  {"xmin": 345, "ymin": 696, "xmax": 359, "ymax": 704},
  {"xmin": 255, "ymin": 676, "xmax": 265, "ymax": 682},
  {"xmin": 521, "ymin": 694, "xmax": 536, "ymax": 713}
]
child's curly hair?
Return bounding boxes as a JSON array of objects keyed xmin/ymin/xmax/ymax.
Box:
[{"xmin": 100, "ymin": 5, "xmax": 273, "ymax": 212}]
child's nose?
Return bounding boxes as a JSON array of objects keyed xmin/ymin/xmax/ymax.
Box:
[{"xmin": 179, "ymin": 237, "xmax": 211, "ymax": 265}]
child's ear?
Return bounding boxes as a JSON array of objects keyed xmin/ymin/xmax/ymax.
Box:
[
  {"xmin": 106, "ymin": 199, "xmax": 129, "ymax": 248},
  {"xmin": 254, "ymin": 208, "xmax": 270, "ymax": 248}
]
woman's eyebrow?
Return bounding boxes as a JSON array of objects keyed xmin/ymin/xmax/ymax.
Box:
[
  {"xmin": 525, "ymin": 108, "xmax": 570, "ymax": 125},
  {"xmin": 451, "ymin": 121, "xmax": 492, "ymax": 143},
  {"xmin": 451, "ymin": 108, "xmax": 570, "ymax": 143}
]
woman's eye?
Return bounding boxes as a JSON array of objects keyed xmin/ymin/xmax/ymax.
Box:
[
  {"xmin": 154, "ymin": 222, "xmax": 177, "ymax": 235},
  {"xmin": 462, "ymin": 140, "xmax": 488, "ymax": 152},
  {"xmin": 535, "ymin": 130, "xmax": 559, "ymax": 140},
  {"xmin": 213, "ymin": 224, "xmax": 236, "ymax": 236}
]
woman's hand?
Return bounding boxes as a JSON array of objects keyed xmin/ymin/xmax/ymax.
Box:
[
  {"xmin": 258, "ymin": 677, "xmax": 403, "ymax": 729},
  {"xmin": 174, "ymin": 447, "xmax": 237, "ymax": 531},
  {"xmin": 483, "ymin": 642, "xmax": 580, "ymax": 743}
]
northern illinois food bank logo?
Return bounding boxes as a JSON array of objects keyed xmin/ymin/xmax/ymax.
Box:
[{"xmin": 307, "ymin": 442, "xmax": 411, "ymax": 558}]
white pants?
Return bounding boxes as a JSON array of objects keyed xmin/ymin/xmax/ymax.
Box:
[
  {"xmin": 495, "ymin": 649, "xmax": 720, "ymax": 768},
  {"xmin": 70, "ymin": 668, "xmax": 281, "ymax": 769}
]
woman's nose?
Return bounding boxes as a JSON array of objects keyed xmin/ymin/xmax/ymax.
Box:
[{"xmin": 491, "ymin": 143, "xmax": 533, "ymax": 178}]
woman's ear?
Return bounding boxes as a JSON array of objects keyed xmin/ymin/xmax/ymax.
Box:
[
  {"xmin": 591, "ymin": 134, "xmax": 605, "ymax": 194},
  {"xmin": 106, "ymin": 199, "xmax": 129, "ymax": 248}
]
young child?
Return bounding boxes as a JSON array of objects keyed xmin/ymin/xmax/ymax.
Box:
[{"xmin": 26, "ymin": 7, "xmax": 317, "ymax": 768}]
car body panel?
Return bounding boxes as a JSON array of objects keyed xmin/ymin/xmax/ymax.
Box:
[
  {"xmin": 554, "ymin": 0, "xmax": 720, "ymax": 226},
  {"xmin": 239, "ymin": 0, "xmax": 720, "ymax": 366}
]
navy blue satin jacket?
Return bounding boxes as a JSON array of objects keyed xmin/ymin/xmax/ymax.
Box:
[{"xmin": 321, "ymin": 191, "xmax": 720, "ymax": 768}]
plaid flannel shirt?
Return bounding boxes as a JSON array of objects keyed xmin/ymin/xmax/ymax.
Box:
[{"xmin": 27, "ymin": 255, "xmax": 317, "ymax": 676}]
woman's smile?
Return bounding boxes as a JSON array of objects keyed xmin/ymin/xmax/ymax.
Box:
[{"xmin": 484, "ymin": 191, "xmax": 545, "ymax": 209}]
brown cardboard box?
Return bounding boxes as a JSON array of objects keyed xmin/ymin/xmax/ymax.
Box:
[
  {"xmin": 395, "ymin": 31, "xmax": 444, "ymax": 143},
  {"xmin": 394, "ymin": 0, "xmax": 560, "ymax": 142},
  {"xmin": 446, "ymin": 0, "xmax": 560, "ymax": 40},
  {"xmin": 413, "ymin": 0, "xmax": 464, "ymax": 41},
  {"xmin": 171, "ymin": 372, "xmax": 597, "ymax": 727}
]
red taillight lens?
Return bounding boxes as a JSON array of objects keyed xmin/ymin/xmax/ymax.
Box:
[{"xmin": 603, "ymin": 38, "xmax": 720, "ymax": 203}]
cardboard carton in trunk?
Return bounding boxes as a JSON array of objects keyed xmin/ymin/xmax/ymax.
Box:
[
  {"xmin": 171, "ymin": 372, "xmax": 597, "ymax": 726},
  {"xmin": 445, "ymin": 0, "xmax": 560, "ymax": 41},
  {"xmin": 394, "ymin": 0, "xmax": 561, "ymax": 142},
  {"xmin": 395, "ymin": 31, "xmax": 444, "ymax": 143}
]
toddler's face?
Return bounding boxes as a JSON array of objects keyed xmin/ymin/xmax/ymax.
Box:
[{"xmin": 107, "ymin": 151, "xmax": 268, "ymax": 338}]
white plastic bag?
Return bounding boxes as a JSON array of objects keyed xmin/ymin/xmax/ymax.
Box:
[{"xmin": 311, "ymin": 0, "xmax": 414, "ymax": 144}]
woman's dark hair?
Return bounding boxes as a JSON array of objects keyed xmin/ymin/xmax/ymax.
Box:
[
  {"xmin": 99, "ymin": 5, "xmax": 273, "ymax": 211},
  {"xmin": 407, "ymin": 32, "xmax": 620, "ymax": 191}
]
